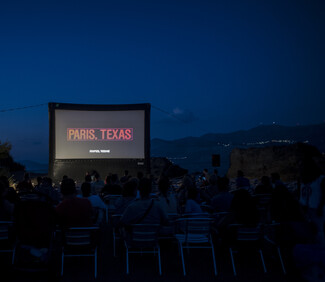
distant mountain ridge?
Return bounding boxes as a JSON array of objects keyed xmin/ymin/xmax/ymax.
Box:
[
  {"xmin": 18, "ymin": 160, "xmax": 48, "ymax": 174},
  {"xmin": 151, "ymin": 123, "xmax": 325, "ymax": 175}
]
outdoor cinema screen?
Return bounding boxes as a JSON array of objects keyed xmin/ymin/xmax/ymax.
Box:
[{"xmin": 54, "ymin": 109, "xmax": 145, "ymax": 159}]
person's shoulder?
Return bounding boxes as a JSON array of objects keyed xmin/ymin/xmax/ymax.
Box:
[
  {"xmin": 125, "ymin": 198, "xmax": 140, "ymax": 208},
  {"xmin": 75, "ymin": 196, "xmax": 92, "ymax": 206}
]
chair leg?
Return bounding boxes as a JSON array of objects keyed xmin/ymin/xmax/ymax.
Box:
[
  {"xmin": 11, "ymin": 247, "xmax": 16, "ymax": 265},
  {"xmin": 211, "ymin": 242, "xmax": 217, "ymax": 276},
  {"xmin": 259, "ymin": 249, "xmax": 267, "ymax": 273},
  {"xmin": 113, "ymin": 228, "xmax": 116, "ymax": 257},
  {"xmin": 180, "ymin": 244, "xmax": 186, "ymax": 276},
  {"xmin": 126, "ymin": 247, "xmax": 129, "ymax": 274},
  {"xmin": 95, "ymin": 247, "xmax": 98, "ymax": 278},
  {"xmin": 158, "ymin": 247, "xmax": 162, "ymax": 276},
  {"xmin": 229, "ymin": 248, "xmax": 236, "ymax": 276},
  {"xmin": 277, "ymin": 247, "xmax": 286, "ymax": 274},
  {"xmin": 61, "ymin": 250, "xmax": 64, "ymax": 276}
]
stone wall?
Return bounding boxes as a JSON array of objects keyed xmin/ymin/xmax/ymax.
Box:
[{"xmin": 227, "ymin": 143, "xmax": 325, "ymax": 182}]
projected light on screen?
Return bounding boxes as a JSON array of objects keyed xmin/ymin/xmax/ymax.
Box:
[{"xmin": 55, "ymin": 110, "xmax": 145, "ymax": 159}]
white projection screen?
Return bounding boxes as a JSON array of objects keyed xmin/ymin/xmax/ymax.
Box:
[
  {"xmin": 48, "ymin": 103, "xmax": 151, "ymax": 183},
  {"xmin": 55, "ymin": 110, "xmax": 145, "ymax": 159}
]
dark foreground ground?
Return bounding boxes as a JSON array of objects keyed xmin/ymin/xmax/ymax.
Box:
[{"xmin": 1, "ymin": 223, "xmax": 305, "ymax": 282}]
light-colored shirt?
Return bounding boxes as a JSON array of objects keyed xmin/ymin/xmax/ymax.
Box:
[
  {"xmin": 120, "ymin": 198, "xmax": 168, "ymax": 226},
  {"xmin": 185, "ymin": 199, "xmax": 202, "ymax": 214}
]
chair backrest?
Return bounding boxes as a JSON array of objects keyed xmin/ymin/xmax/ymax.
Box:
[
  {"xmin": 92, "ymin": 207, "xmax": 106, "ymax": 226},
  {"xmin": 254, "ymin": 194, "xmax": 272, "ymax": 207},
  {"xmin": 228, "ymin": 224, "xmax": 262, "ymax": 242},
  {"xmin": 182, "ymin": 212, "xmax": 212, "ymax": 218},
  {"xmin": 0, "ymin": 221, "xmax": 14, "ymax": 246},
  {"xmin": 103, "ymin": 195, "xmax": 122, "ymax": 214},
  {"xmin": 176, "ymin": 217, "xmax": 214, "ymax": 242},
  {"xmin": 186, "ymin": 218, "xmax": 213, "ymax": 235},
  {"xmin": 127, "ymin": 224, "xmax": 160, "ymax": 248},
  {"xmin": 63, "ymin": 227, "xmax": 100, "ymax": 249},
  {"xmin": 103, "ymin": 194, "xmax": 121, "ymax": 205},
  {"xmin": 159, "ymin": 214, "xmax": 180, "ymax": 237},
  {"xmin": 111, "ymin": 214, "xmax": 123, "ymax": 227}
]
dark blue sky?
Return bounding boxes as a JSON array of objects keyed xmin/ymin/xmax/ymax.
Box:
[{"xmin": 0, "ymin": 0, "xmax": 324, "ymax": 163}]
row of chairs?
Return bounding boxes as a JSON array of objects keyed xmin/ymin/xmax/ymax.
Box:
[
  {"xmin": 109, "ymin": 212, "xmax": 286, "ymax": 277},
  {"xmin": 0, "ymin": 220, "xmax": 100, "ymax": 278},
  {"xmin": 0, "ymin": 217, "xmax": 286, "ymax": 278},
  {"xmin": 117, "ymin": 216, "xmax": 217, "ymax": 276}
]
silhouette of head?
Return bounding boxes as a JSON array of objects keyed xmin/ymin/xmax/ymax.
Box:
[
  {"xmin": 60, "ymin": 178, "xmax": 76, "ymax": 196},
  {"xmin": 81, "ymin": 182, "xmax": 91, "ymax": 197},
  {"xmin": 138, "ymin": 178, "xmax": 151, "ymax": 198}
]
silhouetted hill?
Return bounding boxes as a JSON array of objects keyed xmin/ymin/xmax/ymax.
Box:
[
  {"xmin": 18, "ymin": 160, "xmax": 48, "ymax": 174},
  {"xmin": 151, "ymin": 123, "xmax": 325, "ymax": 175}
]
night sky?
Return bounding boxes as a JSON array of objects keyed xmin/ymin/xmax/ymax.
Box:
[{"xmin": 0, "ymin": 0, "xmax": 324, "ymax": 163}]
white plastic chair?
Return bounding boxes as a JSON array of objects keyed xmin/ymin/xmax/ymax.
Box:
[
  {"xmin": 124, "ymin": 224, "xmax": 162, "ymax": 275},
  {"xmin": 111, "ymin": 214, "xmax": 123, "ymax": 256},
  {"xmin": 263, "ymin": 222, "xmax": 286, "ymax": 274},
  {"xmin": 61, "ymin": 226, "xmax": 100, "ymax": 278},
  {"xmin": 0, "ymin": 221, "xmax": 15, "ymax": 264},
  {"xmin": 228, "ymin": 224, "xmax": 267, "ymax": 276},
  {"xmin": 175, "ymin": 217, "xmax": 217, "ymax": 276}
]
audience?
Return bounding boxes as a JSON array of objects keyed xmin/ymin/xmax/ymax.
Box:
[
  {"xmin": 0, "ymin": 180, "xmax": 14, "ymax": 220},
  {"xmin": 91, "ymin": 171, "xmax": 105, "ymax": 195},
  {"xmin": 120, "ymin": 178, "xmax": 168, "ymax": 226},
  {"xmin": 35, "ymin": 177, "xmax": 60, "ymax": 205},
  {"xmin": 115, "ymin": 180, "xmax": 137, "ymax": 214},
  {"xmin": 0, "ymin": 175, "xmax": 19, "ymax": 205},
  {"xmin": 157, "ymin": 176, "xmax": 177, "ymax": 214},
  {"xmin": 79, "ymin": 182, "xmax": 107, "ymax": 224},
  {"xmin": 231, "ymin": 188, "xmax": 258, "ymax": 226},
  {"xmin": 55, "ymin": 178, "xmax": 93, "ymax": 227},
  {"xmin": 270, "ymin": 172, "xmax": 284, "ymax": 189},
  {"xmin": 211, "ymin": 177, "xmax": 233, "ymax": 212},
  {"xmin": 16, "ymin": 172, "xmax": 34, "ymax": 193},
  {"xmin": 235, "ymin": 170, "xmax": 251, "ymax": 191},
  {"xmin": 4, "ymin": 163, "xmax": 325, "ymax": 281},
  {"xmin": 254, "ymin": 175, "xmax": 273, "ymax": 194},
  {"xmin": 200, "ymin": 174, "xmax": 219, "ymax": 204},
  {"xmin": 101, "ymin": 173, "xmax": 122, "ymax": 195},
  {"xmin": 120, "ymin": 170, "xmax": 131, "ymax": 184},
  {"xmin": 184, "ymin": 187, "xmax": 202, "ymax": 214}
]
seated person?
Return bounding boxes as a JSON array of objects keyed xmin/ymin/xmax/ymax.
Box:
[
  {"xmin": 211, "ymin": 177, "xmax": 233, "ymax": 212},
  {"xmin": 231, "ymin": 188, "xmax": 258, "ymax": 226},
  {"xmin": 0, "ymin": 180, "xmax": 14, "ymax": 220},
  {"xmin": 16, "ymin": 172, "xmax": 34, "ymax": 194},
  {"xmin": 115, "ymin": 180, "xmax": 137, "ymax": 215},
  {"xmin": 236, "ymin": 170, "xmax": 251, "ymax": 191},
  {"xmin": 120, "ymin": 170, "xmax": 131, "ymax": 184},
  {"xmin": 101, "ymin": 174, "xmax": 122, "ymax": 195},
  {"xmin": 157, "ymin": 176, "xmax": 177, "ymax": 214},
  {"xmin": 56, "ymin": 178, "xmax": 93, "ymax": 227},
  {"xmin": 200, "ymin": 174, "xmax": 219, "ymax": 204},
  {"xmin": 254, "ymin": 176, "xmax": 273, "ymax": 194},
  {"xmin": 79, "ymin": 182, "xmax": 107, "ymax": 224},
  {"xmin": 184, "ymin": 187, "xmax": 203, "ymax": 214},
  {"xmin": 91, "ymin": 172, "xmax": 105, "ymax": 195},
  {"xmin": 0, "ymin": 176, "xmax": 19, "ymax": 205},
  {"xmin": 120, "ymin": 178, "xmax": 168, "ymax": 227},
  {"xmin": 35, "ymin": 177, "xmax": 60, "ymax": 205}
]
